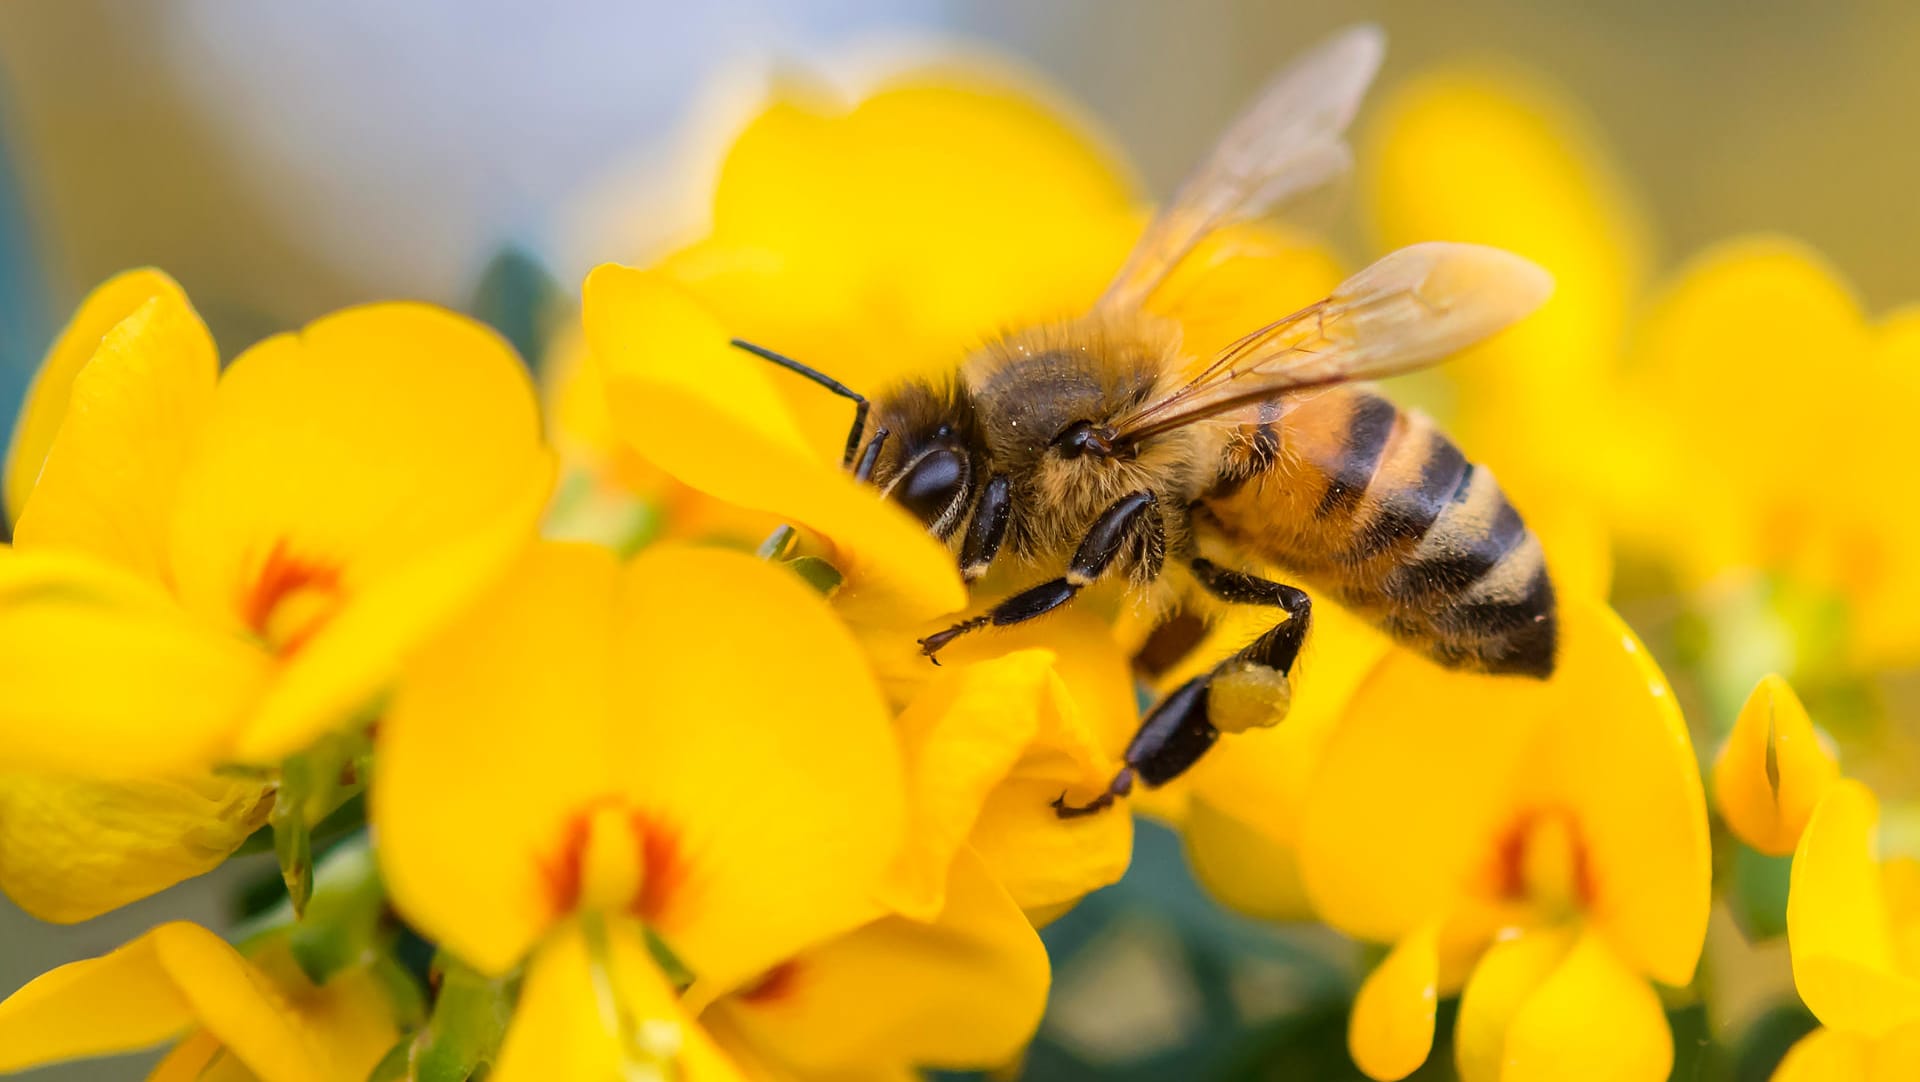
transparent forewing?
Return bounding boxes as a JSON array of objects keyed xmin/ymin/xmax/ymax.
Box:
[
  {"xmin": 1097, "ymin": 24, "xmax": 1385, "ymax": 315},
  {"xmin": 1112, "ymin": 243, "xmax": 1554, "ymax": 441}
]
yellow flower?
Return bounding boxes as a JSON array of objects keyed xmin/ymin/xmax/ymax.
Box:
[
  {"xmin": 3, "ymin": 268, "xmax": 552, "ymax": 771},
  {"xmin": 1296, "ymin": 597, "xmax": 1711, "ymax": 1081},
  {"xmin": 0, "ymin": 270, "xmax": 550, "ymax": 921},
  {"xmin": 0, "ymin": 921, "xmax": 402, "ymax": 1081},
  {"xmin": 374, "ymin": 540, "xmax": 921, "ymax": 1079},
  {"xmin": 1773, "ymin": 778, "xmax": 1920, "ymax": 1079},
  {"xmin": 1712, "ymin": 674, "xmax": 1841, "ymax": 856}
]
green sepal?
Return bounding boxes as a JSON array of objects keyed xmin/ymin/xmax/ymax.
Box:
[
  {"xmin": 406, "ymin": 953, "xmax": 519, "ymax": 1082},
  {"xmin": 1728, "ymin": 840, "xmax": 1795, "ymax": 943}
]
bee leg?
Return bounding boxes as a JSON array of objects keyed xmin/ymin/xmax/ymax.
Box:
[
  {"xmin": 958, "ymin": 473, "xmax": 1011, "ymax": 582},
  {"xmin": 1053, "ymin": 559, "xmax": 1309, "ymax": 818},
  {"xmin": 920, "ymin": 490, "xmax": 1161, "ymax": 659}
]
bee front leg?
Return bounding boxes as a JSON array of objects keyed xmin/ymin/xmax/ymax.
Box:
[
  {"xmin": 1053, "ymin": 558, "xmax": 1311, "ymax": 818},
  {"xmin": 919, "ymin": 490, "xmax": 1161, "ymax": 660}
]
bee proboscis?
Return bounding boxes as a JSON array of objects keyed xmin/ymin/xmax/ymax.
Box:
[{"xmin": 743, "ymin": 24, "xmax": 1558, "ymax": 816}]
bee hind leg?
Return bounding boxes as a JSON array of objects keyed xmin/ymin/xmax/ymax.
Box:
[{"xmin": 1052, "ymin": 559, "xmax": 1310, "ymax": 819}]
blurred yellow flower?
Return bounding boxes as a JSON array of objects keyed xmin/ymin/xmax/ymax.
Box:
[
  {"xmin": 0, "ymin": 270, "xmax": 549, "ymax": 920},
  {"xmin": 1297, "ymin": 597, "xmax": 1710, "ymax": 1081},
  {"xmin": 1713, "ymin": 674, "xmax": 1841, "ymax": 856},
  {"xmin": 0, "ymin": 921, "xmax": 401, "ymax": 1081},
  {"xmin": 1776, "ymin": 779, "xmax": 1920, "ymax": 1076}
]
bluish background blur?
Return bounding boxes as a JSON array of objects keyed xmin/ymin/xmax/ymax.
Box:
[{"xmin": 3, "ymin": 2, "xmax": 1915, "ymax": 1077}]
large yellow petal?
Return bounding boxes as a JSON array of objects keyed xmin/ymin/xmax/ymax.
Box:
[
  {"xmin": 1773, "ymin": 1027, "xmax": 1869, "ymax": 1082},
  {"xmin": 0, "ymin": 548, "xmax": 273, "ymax": 775},
  {"xmin": 1713, "ymin": 674, "xmax": 1840, "ymax": 856},
  {"xmin": 493, "ymin": 922, "xmax": 743, "ymax": 1082},
  {"xmin": 585, "ymin": 263, "xmax": 964, "ymax": 623},
  {"xmin": 376, "ymin": 541, "xmax": 621, "ymax": 976},
  {"xmin": 1500, "ymin": 929, "xmax": 1673, "ymax": 1082},
  {"xmin": 608, "ymin": 545, "xmax": 906, "ymax": 994},
  {"xmin": 1349, "ymin": 922, "xmax": 1441, "ymax": 1081},
  {"xmin": 1519, "ymin": 602, "xmax": 1710, "ymax": 986},
  {"xmin": 0, "ymin": 771, "xmax": 271, "ymax": 923},
  {"xmin": 1453, "ymin": 927, "xmax": 1577, "ymax": 1082},
  {"xmin": 1183, "ymin": 596, "xmax": 1391, "ymax": 921},
  {"xmin": 5, "ymin": 269, "xmax": 194, "ymax": 524},
  {"xmin": 1845, "ymin": 309, "xmax": 1920, "ymax": 667},
  {"xmin": 702, "ymin": 848, "xmax": 1047, "ymax": 1076},
  {"xmin": 1296, "ymin": 633, "xmax": 1543, "ymax": 943},
  {"xmin": 881, "ymin": 650, "xmax": 1055, "ymax": 920},
  {"xmin": 702, "ymin": 75, "xmax": 1135, "ymax": 399},
  {"xmin": 0, "ymin": 923, "xmax": 323, "ymax": 1082},
  {"xmin": 12, "ymin": 283, "xmax": 217, "ymax": 583},
  {"xmin": 1788, "ymin": 780, "xmax": 1920, "ymax": 1036}
]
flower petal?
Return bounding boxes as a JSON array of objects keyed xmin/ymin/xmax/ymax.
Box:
[
  {"xmin": 609, "ymin": 545, "xmax": 906, "ymax": 994},
  {"xmin": 1713, "ymin": 675, "xmax": 1840, "ymax": 856},
  {"xmin": 1771, "ymin": 1027, "xmax": 1870, "ymax": 1082},
  {"xmin": 585, "ymin": 263, "xmax": 964, "ymax": 623},
  {"xmin": 1500, "ymin": 929, "xmax": 1673, "ymax": 1082},
  {"xmin": 0, "ymin": 771, "xmax": 271, "ymax": 923},
  {"xmin": 0, "ymin": 921, "xmax": 201, "ymax": 1071},
  {"xmin": 0, "ymin": 548, "xmax": 273, "ymax": 775},
  {"xmin": 703, "ymin": 847, "xmax": 1047, "ymax": 1076},
  {"xmin": 704, "ymin": 76, "xmax": 1135, "ymax": 377},
  {"xmin": 5, "ymin": 269, "xmax": 193, "ymax": 524},
  {"xmin": 494, "ymin": 922, "xmax": 743, "ymax": 1082},
  {"xmin": 1788, "ymin": 780, "xmax": 1920, "ymax": 1036},
  {"xmin": 1521, "ymin": 602, "xmax": 1710, "ymax": 986},
  {"xmin": 1454, "ymin": 927, "xmax": 1578, "ymax": 1082},
  {"xmin": 12, "ymin": 280, "xmax": 217, "ymax": 583},
  {"xmin": 1296, "ymin": 629, "xmax": 1544, "ymax": 943},
  {"xmin": 1349, "ymin": 922, "xmax": 1441, "ymax": 1082},
  {"xmin": 880, "ymin": 649, "xmax": 1055, "ymax": 919},
  {"xmin": 0, "ymin": 922, "xmax": 325, "ymax": 1082},
  {"xmin": 377, "ymin": 542, "xmax": 621, "ymax": 976}
]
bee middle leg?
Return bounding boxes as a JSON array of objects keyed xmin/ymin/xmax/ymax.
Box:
[
  {"xmin": 1053, "ymin": 558, "xmax": 1311, "ymax": 818},
  {"xmin": 919, "ymin": 490, "xmax": 1161, "ymax": 660}
]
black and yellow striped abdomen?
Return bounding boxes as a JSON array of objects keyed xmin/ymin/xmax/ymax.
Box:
[{"xmin": 1200, "ymin": 387, "xmax": 1557, "ymax": 677}]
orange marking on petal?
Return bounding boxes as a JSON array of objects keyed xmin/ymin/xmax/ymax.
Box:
[
  {"xmin": 632, "ymin": 814, "xmax": 685, "ymax": 925},
  {"xmin": 736, "ymin": 960, "xmax": 803, "ymax": 1005},
  {"xmin": 541, "ymin": 810, "xmax": 596, "ymax": 917},
  {"xmin": 1491, "ymin": 807, "xmax": 1595, "ymax": 914},
  {"xmin": 244, "ymin": 539, "xmax": 343, "ymax": 655}
]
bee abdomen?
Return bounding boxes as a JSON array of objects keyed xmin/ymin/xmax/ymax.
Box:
[
  {"xmin": 1373, "ymin": 456, "xmax": 1556, "ymax": 677},
  {"xmin": 1203, "ymin": 389, "xmax": 1557, "ymax": 679}
]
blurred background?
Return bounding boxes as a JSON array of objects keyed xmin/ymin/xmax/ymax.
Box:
[{"xmin": 4, "ymin": 1, "xmax": 1917, "ymax": 1078}]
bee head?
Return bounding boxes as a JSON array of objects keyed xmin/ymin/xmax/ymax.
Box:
[{"xmin": 867, "ymin": 379, "xmax": 978, "ymax": 539}]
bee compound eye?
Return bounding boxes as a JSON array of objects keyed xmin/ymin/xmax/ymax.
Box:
[{"xmin": 896, "ymin": 449, "xmax": 968, "ymax": 530}]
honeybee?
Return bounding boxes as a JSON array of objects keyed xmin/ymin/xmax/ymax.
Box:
[{"xmin": 738, "ymin": 25, "xmax": 1557, "ymax": 816}]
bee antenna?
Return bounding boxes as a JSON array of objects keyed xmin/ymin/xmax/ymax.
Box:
[{"xmin": 729, "ymin": 338, "xmax": 869, "ymax": 468}]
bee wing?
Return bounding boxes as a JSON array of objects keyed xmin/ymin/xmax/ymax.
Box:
[
  {"xmin": 1112, "ymin": 243, "xmax": 1554, "ymax": 441},
  {"xmin": 1097, "ymin": 24, "xmax": 1385, "ymax": 315}
]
